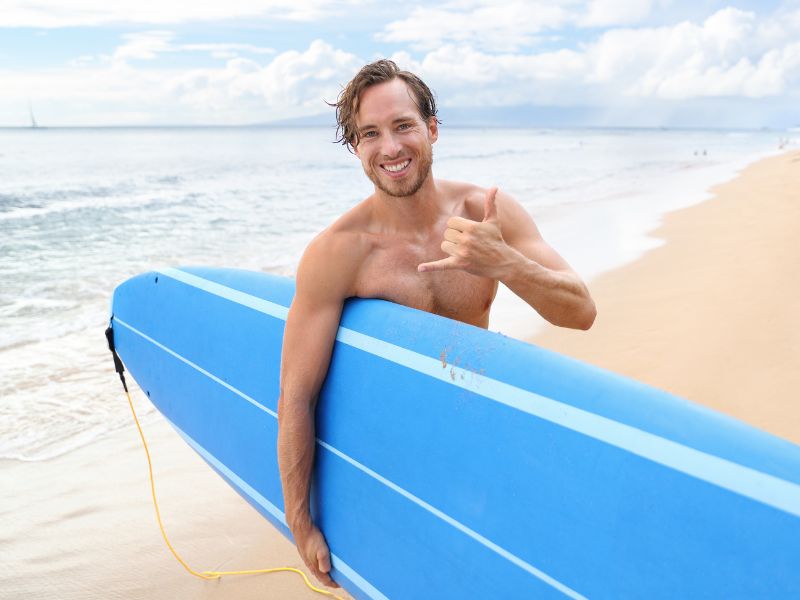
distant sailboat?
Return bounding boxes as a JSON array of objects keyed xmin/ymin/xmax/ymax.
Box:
[{"xmin": 28, "ymin": 100, "xmax": 39, "ymax": 128}]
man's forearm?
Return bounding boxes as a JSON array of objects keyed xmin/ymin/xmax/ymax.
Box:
[
  {"xmin": 499, "ymin": 249, "xmax": 596, "ymax": 330},
  {"xmin": 277, "ymin": 396, "xmax": 317, "ymax": 533}
]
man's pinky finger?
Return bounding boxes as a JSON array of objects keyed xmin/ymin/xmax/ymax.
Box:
[
  {"xmin": 317, "ymin": 557, "xmax": 340, "ymax": 587},
  {"xmin": 316, "ymin": 569, "xmax": 338, "ymax": 588},
  {"xmin": 418, "ymin": 257, "xmax": 458, "ymax": 273}
]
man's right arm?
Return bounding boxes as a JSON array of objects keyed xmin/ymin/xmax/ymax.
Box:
[{"xmin": 277, "ymin": 233, "xmax": 355, "ymax": 588}]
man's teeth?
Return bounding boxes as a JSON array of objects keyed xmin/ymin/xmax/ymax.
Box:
[{"xmin": 383, "ymin": 160, "xmax": 410, "ymax": 173}]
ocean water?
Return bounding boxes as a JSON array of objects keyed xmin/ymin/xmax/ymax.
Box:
[{"xmin": 0, "ymin": 126, "xmax": 792, "ymax": 461}]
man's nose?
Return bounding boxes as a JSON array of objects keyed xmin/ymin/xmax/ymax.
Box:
[{"xmin": 380, "ymin": 132, "xmax": 402, "ymax": 158}]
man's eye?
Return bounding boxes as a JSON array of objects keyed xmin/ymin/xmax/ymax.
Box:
[
  {"xmin": 398, "ymin": 123, "xmax": 411, "ymax": 130},
  {"xmin": 363, "ymin": 131, "xmax": 377, "ymax": 138}
]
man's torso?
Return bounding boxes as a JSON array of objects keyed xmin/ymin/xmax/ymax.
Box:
[{"xmin": 322, "ymin": 180, "xmax": 498, "ymax": 328}]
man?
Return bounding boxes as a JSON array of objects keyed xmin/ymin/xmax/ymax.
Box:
[{"xmin": 277, "ymin": 59, "xmax": 596, "ymax": 588}]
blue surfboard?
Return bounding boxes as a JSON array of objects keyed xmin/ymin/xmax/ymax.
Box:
[{"xmin": 110, "ymin": 267, "xmax": 800, "ymax": 599}]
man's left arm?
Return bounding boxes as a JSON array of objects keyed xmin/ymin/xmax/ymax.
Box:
[{"xmin": 418, "ymin": 187, "xmax": 596, "ymax": 330}]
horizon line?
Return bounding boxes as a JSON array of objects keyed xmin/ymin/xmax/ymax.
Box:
[{"xmin": 0, "ymin": 123, "xmax": 795, "ymax": 132}]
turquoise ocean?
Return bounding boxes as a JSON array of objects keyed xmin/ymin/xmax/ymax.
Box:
[{"xmin": 0, "ymin": 126, "xmax": 793, "ymax": 462}]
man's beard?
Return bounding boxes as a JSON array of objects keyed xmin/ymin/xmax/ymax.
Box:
[{"xmin": 366, "ymin": 146, "xmax": 433, "ymax": 198}]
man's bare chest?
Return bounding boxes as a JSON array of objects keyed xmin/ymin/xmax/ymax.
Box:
[{"xmin": 354, "ymin": 243, "xmax": 497, "ymax": 327}]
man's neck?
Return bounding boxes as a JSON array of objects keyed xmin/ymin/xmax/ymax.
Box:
[{"xmin": 370, "ymin": 176, "xmax": 443, "ymax": 234}]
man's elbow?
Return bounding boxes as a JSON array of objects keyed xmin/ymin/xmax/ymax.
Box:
[
  {"xmin": 277, "ymin": 388, "xmax": 315, "ymax": 423},
  {"xmin": 277, "ymin": 388, "xmax": 297, "ymax": 425},
  {"xmin": 575, "ymin": 300, "xmax": 597, "ymax": 330},
  {"xmin": 558, "ymin": 298, "xmax": 596, "ymax": 330}
]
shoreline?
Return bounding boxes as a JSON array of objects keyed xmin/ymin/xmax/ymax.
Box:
[{"xmin": 529, "ymin": 150, "xmax": 800, "ymax": 444}]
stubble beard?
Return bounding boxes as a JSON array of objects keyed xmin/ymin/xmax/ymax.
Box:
[{"xmin": 367, "ymin": 146, "xmax": 433, "ymax": 198}]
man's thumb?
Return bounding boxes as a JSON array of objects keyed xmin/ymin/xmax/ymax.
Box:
[{"xmin": 318, "ymin": 550, "xmax": 332, "ymax": 574}]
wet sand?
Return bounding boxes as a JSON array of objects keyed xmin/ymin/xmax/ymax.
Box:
[{"xmin": 1, "ymin": 395, "xmax": 350, "ymax": 600}]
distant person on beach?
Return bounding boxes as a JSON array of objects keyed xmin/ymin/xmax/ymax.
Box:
[{"xmin": 277, "ymin": 59, "xmax": 596, "ymax": 587}]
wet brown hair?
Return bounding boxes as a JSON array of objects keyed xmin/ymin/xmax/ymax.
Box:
[{"xmin": 330, "ymin": 59, "xmax": 440, "ymax": 153}]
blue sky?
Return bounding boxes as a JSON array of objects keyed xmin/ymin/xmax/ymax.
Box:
[{"xmin": 1, "ymin": 0, "xmax": 798, "ymax": 127}]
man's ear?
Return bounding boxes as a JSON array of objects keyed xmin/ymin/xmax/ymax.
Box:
[{"xmin": 428, "ymin": 116, "xmax": 439, "ymax": 143}]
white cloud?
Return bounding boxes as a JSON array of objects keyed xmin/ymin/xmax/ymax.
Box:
[
  {"xmin": 579, "ymin": 0, "xmax": 654, "ymax": 27},
  {"xmin": 182, "ymin": 43, "xmax": 277, "ymax": 59},
  {"xmin": 392, "ymin": 45, "xmax": 588, "ymax": 105},
  {"xmin": 109, "ymin": 31, "xmax": 275, "ymax": 64},
  {"xmin": 377, "ymin": 0, "xmax": 667, "ymax": 51},
  {"xmin": 0, "ymin": 0, "xmax": 361, "ymax": 27},
  {"xmin": 387, "ymin": 6, "xmax": 800, "ymax": 106},
  {"xmin": 113, "ymin": 31, "xmax": 175, "ymax": 61},
  {"xmin": 377, "ymin": 1, "xmax": 573, "ymax": 52},
  {"xmin": 585, "ymin": 7, "xmax": 800, "ymax": 98},
  {"xmin": 169, "ymin": 40, "xmax": 362, "ymax": 114}
]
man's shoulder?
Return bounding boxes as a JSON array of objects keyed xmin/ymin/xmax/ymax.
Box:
[
  {"xmin": 306, "ymin": 224, "xmax": 370, "ymax": 262},
  {"xmin": 297, "ymin": 204, "xmax": 373, "ymax": 296},
  {"xmin": 309, "ymin": 200, "xmax": 373, "ymax": 257},
  {"xmin": 438, "ymin": 179, "xmax": 491, "ymax": 218},
  {"xmin": 437, "ymin": 179, "xmax": 534, "ymax": 230},
  {"xmin": 327, "ymin": 198, "xmax": 372, "ymax": 234},
  {"xmin": 439, "ymin": 178, "xmax": 484, "ymax": 197}
]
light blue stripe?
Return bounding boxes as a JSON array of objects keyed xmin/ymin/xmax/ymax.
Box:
[
  {"xmin": 336, "ymin": 329, "xmax": 800, "ymax": 519},
  {"xmin": 318, "ymin": 440, "xmax": 586, "ymax": 600},
  {"xmin": 158, "ymin": 267, "xmax": 800, "ymax": 520},
  {"xmin": 159, "ymin": 267, "xmax": 289, "ymax": 320},
  {"xmin": 114, "ymin": 317, "xmax": 277, "ymax": 419},
  {"xmin": 328, "ymin": 556, "xmax": 389, "ymax": 600},
  {"xmin": 170, "ymin": 417, "xmax": 287, "ymax": 524},
  {"xmin": 117, "ymin": 314, "xmax": 578, "ymax": 596},
  {"xmin": 163, "ymin": 416, "xmax": 388, "ymax": 600}
]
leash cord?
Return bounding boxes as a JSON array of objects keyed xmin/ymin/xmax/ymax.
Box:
[
  {"xmin": 123, "ymin": 387, "xmax": 345, "ymax": 599},
  {"xmin": 108, "ymin": 322, "xmax": 344, "ymax": 599}
]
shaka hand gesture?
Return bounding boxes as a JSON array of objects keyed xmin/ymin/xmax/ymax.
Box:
[{"xmin": 418, "ymin": 187, "xmax": 515, "ymax": 280}]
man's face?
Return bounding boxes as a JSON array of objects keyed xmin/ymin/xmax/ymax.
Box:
[{"xmin": 353, "ymin": 78, "xmax": 438, "ymax": 198}]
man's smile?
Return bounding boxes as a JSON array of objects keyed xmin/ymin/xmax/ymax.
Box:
[{"xmin": 380, "ymin": 159, "xmax": 411, "ymax": 176}]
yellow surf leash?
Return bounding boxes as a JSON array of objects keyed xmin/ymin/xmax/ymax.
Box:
[{"xmin": 107, "ymin": 324, "xmax": 345, "ymax": 599}]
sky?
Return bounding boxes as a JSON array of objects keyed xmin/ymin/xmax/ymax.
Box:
[{"xmin": 1, "ymin": 0, "xmax": 798, "ymax": 128}]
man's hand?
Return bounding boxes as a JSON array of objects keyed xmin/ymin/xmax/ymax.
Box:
[
  {"xmin": 293, "ymin": 522, "xmax": 340, "ymax": 588},
  {"xmin": 418, "ymin": 187, "xmax": 519, "ymax": 278}
]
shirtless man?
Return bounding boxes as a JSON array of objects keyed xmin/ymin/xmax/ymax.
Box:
[{"xmin": 277, "ymin": 59, "xmax": 596, "ymax": 588}]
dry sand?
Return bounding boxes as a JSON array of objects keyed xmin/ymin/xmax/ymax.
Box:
[
  {"xmin": 3, "ymin": 150, "xmax": 797, "ymax": 599},
  {"xmin": 530, "ymin": 150, "xmax": 800, "ymax": 444}
]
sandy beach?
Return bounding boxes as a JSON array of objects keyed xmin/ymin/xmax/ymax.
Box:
[
  {"xmin": 530, "ymin": 149, "xmax": 800, "ymax": 445},
  {"xmin": 1, "ymin": 397, "xmax": 349, "ymax": 600},
  {"xmin": 3, "ymin": 150, "xmax": 798, "ymax": 599}
]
